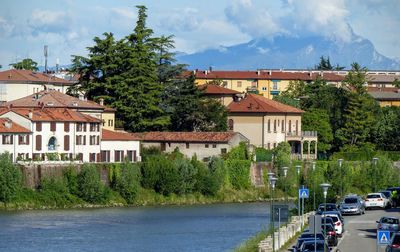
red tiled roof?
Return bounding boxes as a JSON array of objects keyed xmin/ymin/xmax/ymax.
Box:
[
  {"xmin": 0, "ymin": 108, "xmax": 101, "ymax": 123},
  {"xmin": 130, "ymin": 131, "xmax": 240, "ymax": 143},
  {"xmin": 228, "ymin": 93, "xmax": 304, "ymax": 114},
  {"xmin": 199, "ymin": 84, "xmax": 240, "ymax": 95},
  {"xmin": 4, "ymin": 90, "xmax": 105, "ymax": 110},
  {"xmin": 0, "ymin": 118, "xmax": 31, "ymax": 133},
  {"xmin": 367, "ymin": 87, "xmax": 398, "ymax": 93},
  {"xmin": 102, "ymin": 129, "xmax": 140, "ymax": 141},
  {"xmin": 0, "ymin": 69, "xmax": 73, "ymax": 85},
  {"xmin": 186, "ymin": 70, "xmax": 344, "ymax": 82}
]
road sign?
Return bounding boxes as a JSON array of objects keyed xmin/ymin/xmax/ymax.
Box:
[
  {"xmin": 273, "ymin": 205, "xmax": 289, "ymax": 222},
  {"xmin": 299, "ymin": 188, "xmax": 309, "ymax": 199},
  {"xmin": 308, "ymin": 214, "xmax": 322, "ymax": 234},
  {"xmin": 377, "ymin": 230, "xmax": 390, "ymax": 245}
]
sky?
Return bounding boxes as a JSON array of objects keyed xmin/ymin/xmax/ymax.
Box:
[{"xmin": 0, "ymin": 0, "xmax": 399, "ymax": 69}]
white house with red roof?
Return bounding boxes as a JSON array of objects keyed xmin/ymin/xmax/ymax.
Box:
[{"xmin": 227, "ymin": 93, "xmax": 317, "ymax": 159}]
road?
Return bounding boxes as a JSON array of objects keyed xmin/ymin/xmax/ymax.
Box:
[{"xmin": 337, "ymin": 206, "xmax": 399, "ymax": 252}]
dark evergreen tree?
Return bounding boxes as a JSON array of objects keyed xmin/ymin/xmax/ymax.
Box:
[{"xmin": 10, "ymin": 58, "xmax": 38, "ymax": 71}]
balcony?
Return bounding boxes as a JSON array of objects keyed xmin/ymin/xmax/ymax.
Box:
[{"xmin": 286, "ymin": 131, "xmax": 317, "ymax": 141}]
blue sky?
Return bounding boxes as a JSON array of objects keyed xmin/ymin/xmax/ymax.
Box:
[{"xmin": 0, "ymin": 0, "xmax": 399, "ymax": 69}]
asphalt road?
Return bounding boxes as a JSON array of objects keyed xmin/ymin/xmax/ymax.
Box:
[{"xmin": 337, "ymin": 206, "xmax": 399, "ymax": 252}]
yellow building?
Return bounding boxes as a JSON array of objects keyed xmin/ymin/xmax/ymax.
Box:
[{"xmin": 369, "ymin": 88, "xmax": 400, "ymax": 107}]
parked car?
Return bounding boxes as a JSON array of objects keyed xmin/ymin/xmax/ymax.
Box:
[
  {"xmin": 321, "ymin": 223, "xmax": 338, "ymax": 246},
  {"xmin": 322, "ymin": 214, "xmax": 344, "ymax": 236},
  {"xmin": 319, "ymin": 210, "xmax": 344, "ymax": 224},
  {"xmin": 339, "ymin": 195, "xmax": 365, "ymax": 215},
  {"xmin": 293, "ymin": 236, "xmax": 324, "ymax": 252},
  {"xmin": 365, "ymin": 193, "xmax": 390, "ymax": 209},
  {"xmin": 377, "ymin": 217, "xmax": 400, "ymax": 233},
  {"xmin": 317, "ymin": 203, "xmax": 340, "ymax": 213},
  {"xmin": 386, "ymin": 187, "xmax": 400, "ymax": 205},
  {"xmin": 386, "ymin": 232, "xmax": 400, "ymax": 252},
  {"xmin": 380, "ymin": 190, "xmax": 397, "ymax": 208},
  {"xmin": 299, "ymin": 239, "xmax": 331, "ymax": 252}
]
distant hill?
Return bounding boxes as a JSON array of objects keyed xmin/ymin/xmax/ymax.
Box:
[{"xmin": 177, "ymin": 32, "xmax": 400, "ymax": 70}]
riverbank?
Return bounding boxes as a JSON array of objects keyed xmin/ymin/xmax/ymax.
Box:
[{"xmin": 0, "ymin": 186, "xmax": 288, "ymax": 211}]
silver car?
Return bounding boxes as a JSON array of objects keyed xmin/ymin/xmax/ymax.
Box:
[
  {"xmin": 377, "ymin": 217, "xmax": 400, "ymax": 233},
  {"xmin": 339, "ymin": 195, "xmax": 365, "ymax": 215}
]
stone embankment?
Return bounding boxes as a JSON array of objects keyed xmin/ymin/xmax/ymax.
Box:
[{"xmin": 258, "ymin": 212, "xmax": 312, "ymax": 252}]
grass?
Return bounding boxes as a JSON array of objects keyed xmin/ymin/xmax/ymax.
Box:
[{"xmin": 234, "ymin": 230, "xmax": 269, "ymax": 252}]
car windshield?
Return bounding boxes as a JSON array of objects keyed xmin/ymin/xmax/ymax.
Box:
[
  {"xmin": 321, "ymin": 224, "xmax": 334, "ymax": 231},
  {"xmin": 380, "ymin": 192, "xmax": 391, "ymax": 198},
  {"xmin": 328, "ymin": 216, "xmax": 339, "ymax": 222},
  {"xmin": 393, "ymin": 235, "xmax": 400, "ymax": 244},
  {"xmin": 367, "ymin": 194, "xmax": 381, "ymax": 199},
  {"xmin": 344, "ymin": 198, "xmax": 358, "ymax": 204},
  {"xmin": 303, "ymin": 242, "xmax": 325, "ymax": 250},
  {"xmin": 300, "ymin": 233, "xmax": 324, "ymax": 240},
  {"xmin": 381, "ymin": 218, "xmax": 399, "ymax": 224}
]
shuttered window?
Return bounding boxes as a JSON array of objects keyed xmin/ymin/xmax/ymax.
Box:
[
  {"xmin": 36, "ymin": 135, "xmax": 42, "ymax": 151},
  {"xmin": 64, "ymin": 135, "xmax": 70, "ymax": 151},
  {"xmin": 36, "ymin": 122, "xmax": 42, "ymax": 132},
  {"xmin": 64, "ymin": 122, "xmax": 69, "ymax": 132},
  {"xmin": 50, "ymin": 122, "xmax": 56, "ymax": 132}
]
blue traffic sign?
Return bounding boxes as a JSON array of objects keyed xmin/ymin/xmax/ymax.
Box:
[
  {"xmin": 299, "ymin": 188, "xmax": 309, "ymax": 199},
  {"xmin": 377, "ymin": 230, "xmax": 390, "ymax": 245}
]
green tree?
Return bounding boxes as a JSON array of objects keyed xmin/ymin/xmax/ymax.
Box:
[
  {"xmin": 10, "ymin": 58, "xmax": 38, "ymax": 71},
  {"xmin": 393, "ymin": 78, "xmax": 400, "ymax": 88},
  {"xmin": 273, "ymin": 142, "xmax": 291, "ymax": 170},
  {"xmin": 315, "ymin": 56, "xmax": 344, "ymax": 70},
  {"xmin": 342, "ymin": 62, "xmax": 368, "ymax": 94},
  {"xmin": 372, "ymin": 107, "xmax": 400, "ymax": 151},
  {"xmin": 77, "ymin": 165, "xmax": 108, "ymax": 203},
  {"xmin": 0, "ymin": 153, "xmax": 21, "ymax": 203},
  {"xmin": 302, "ymin": 108, "xmax": 333, "ymax": 153},
  {"xmin": 175, "ymin": 158, "xmax": 197, "ymax": 194},
  {"xmin": 114, "ymin": 162, "xmax": 141, "ymax": 204},
  {"xmin": 280, "ymin": 80, "xmax": 306, "ymax": 99},
  {"xmin": 196, "ymin": 98, "xmax": 228, "ymax": 131}
]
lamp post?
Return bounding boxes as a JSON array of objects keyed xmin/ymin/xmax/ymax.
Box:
[
  {"xmin": 296, "ymin": 165, "xmax": 301, "ymax": 226},
  {"xmin": 320, "ymin": 183, "xmax": 331, "ymax": 252},
  {"xmin": 269, "ymin": 176, "xmax": 278, "ymax": 252},
  {"xmin": 338, "ymin": 159, "xmax": 343, "ymax": 198},
  {"xmin": 312, "ymin": 161, "xmax": 316, "ymax": 252},
  {"xmin": 282, "ymin": 166, "xmax": 288, "ymax": 204},
  {"xmin": 372, "ymin": 157, "xmax": 378, "ymax": 192}
]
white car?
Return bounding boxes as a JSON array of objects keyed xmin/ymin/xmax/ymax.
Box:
[
  {"xmin": 365, "ymin": 193, "xmax": 389, "ymax": 209},
  {"xmin": 322, "ymin": 213, "xmax": 344, "ymax": 236}
]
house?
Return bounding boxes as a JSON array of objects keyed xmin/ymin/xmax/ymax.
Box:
[
  {"xmin": 190, "ymin": 70, "xmax": 344, "ymax": 99},
  {"xmin": 0, "ymin": 69, "xmax": 73, "ymax": 103},
  {"xmin": 101, "ymin": 129, "xmax": 141, "ymax": 162},
  {"xmin": 199, "ymin": 84, "xmax": 240, "ymax": 106},
  {"xmin": 131, "ymin": 131, "xmax": 248, "ymax": 161},
  {"xmin": 0, "ymin": 118, "xmax": 32, "ymax": 162},
  {"xmin": 3, "ymin": 90, "xmax": 116, "ymax": 131},
  {"xmin": 227, "ymin": 93, "xmax": 317, "ymax": 159},
  {"xmin": 368, "ymin": 87, "xmax": 400, "ymax": 107}
]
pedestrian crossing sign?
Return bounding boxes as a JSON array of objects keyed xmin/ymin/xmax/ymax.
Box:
[
  {"xmin": 377, "ymin": 230, "xmax": 390, "ymax": 245},
  {"xmin": 299, "ymin": 188, "xmax": 309, "ymax": 199}
]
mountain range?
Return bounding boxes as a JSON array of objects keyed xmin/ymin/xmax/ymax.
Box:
[{"xmin": 177, "ymin": 32, "xmax": 400, "ymax": 71}]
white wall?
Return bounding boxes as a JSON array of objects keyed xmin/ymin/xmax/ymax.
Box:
[
  {"xmin": 101, "ymin": 140, "xmax": 141, "ymax": 162},
  {"xmin": 0, "ymin": 83, "xmax": 69, "ymax": 102}
]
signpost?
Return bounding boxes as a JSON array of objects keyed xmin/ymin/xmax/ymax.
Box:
[
  {"xmin": 377, "ymin": 230, "xmax": 390, "ymax": 252},
  {"xmin": 299, "ymin": 188, "xmax": 309, "ymax": 226},
  {"xmin": 273, "ymin": 205, "xmax": 289, "ymax": 249}
]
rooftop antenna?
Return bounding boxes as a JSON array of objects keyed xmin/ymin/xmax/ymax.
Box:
[
  {"xmin": 44, "ymin": 45, "xmax": 48, "ymax": 73},
  {"xmin": 56, "ymin": 58, "xmax": 59, "ymax": 73}
]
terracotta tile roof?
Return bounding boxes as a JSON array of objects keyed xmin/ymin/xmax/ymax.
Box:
[
  {"xmin": 130, "ymin": 131, "xmax": 240, "ymax": 143},
  {"xmin": 228, "ymin": 93, "xmax": 304, "ymax": 114},
  {"xmin": 102, "ymin": 129, "xmax": 140, "ymax": 141},
  {"xmin": 0, "ymin": 69, "xmax": 73, "ymax": 85},
  {"xmin": 369, "ymin": 92, "xmax": 400, "ymax": 101},
  {"xmin": 186, "ymin": 70, "xmax": 345, "ymax": 82},
  {"xmin": 367, "ymin": 87, "xmax": 399, "ymax": 92},
  {"xmin": 199, "ymin": 84, "xmax": 240, "ymax": 95},
  {"xmin": 0, "ymin": 118, "xmax": 31, "ymax": 133},
  {"xmin": 0, "ymin": 108, "xmax": 101, "ymax": 123},
  {"xmin": 3, "ymin": 90, "xmax": 105, "ymax": 110},
  {"xmin": 367, "ymin": 74, "xmax": 400, "ymax": 83}
]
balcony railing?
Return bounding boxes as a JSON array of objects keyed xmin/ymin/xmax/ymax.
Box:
[{"xmin": 286, "ymin": 131, "xmax": 317, "ymax": 137}]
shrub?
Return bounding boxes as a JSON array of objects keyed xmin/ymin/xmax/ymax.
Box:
[
  {"xmin": 77, "ymin": 164, "xmax": 108, "ymax": 203},
  {"xmin": 63, "ymin": 166, "xmax": 79, "ymax": 195},
  {"xmin": 175, "ymin": 158, "xmax": 197, "ymax": 195},
  {"xmin": 226, "ymin": 159, "xmax": 251, "ymax": 190},
  {"xmin": 141, "ymin": 156, "xmax": 162, "ymax": 189},
  {"xmin": 157, "ymin": 157, "xmax": 178, "ymax": 196},
  {"xmin": 0, "ymin": 153, "xmax": 21, "ymax": 203},
  {"xmin": 227, "ymin": 142, "xmax": 249, "ymax": 160},
  {"xmin": 141, "ymin": 146, "xmax": 162, "ymax": 161},
  {"xmin": 273, "ymin": 142, "xmax": 291, "ymax": 169},
  {"xmin": 209, "ymin": 156, "xmax": 227, "ymax": 190},
  {"xmin": 114, "ymin": 162, "xmax": 141, "ymax": 204},
  {"xmin": 255, "ymin": 148, "xmax": 273, "ymax": 162}
]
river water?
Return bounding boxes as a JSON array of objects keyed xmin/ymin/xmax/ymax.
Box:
[{"xmin": 0, "ymin": 202, "xmax": 273, "ymax": 252}]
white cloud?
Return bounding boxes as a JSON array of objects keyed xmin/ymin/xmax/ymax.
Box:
[
  {"xmin": 111, "ymin": 7, "xmax": 136, "ymax": 20},
  {"xmin": 160, "ymin": 8, "xmax": 200, "ymax": 32},
  {"xmin": 29, "ymin": 9, "xmax": 71, "ymax": 33},
  {"xmin": 0, "ymin": 17, "xmax": 14, "ymax": 38}
]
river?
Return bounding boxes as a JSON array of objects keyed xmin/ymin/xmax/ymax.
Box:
[{"xmin": 0, "ymin": 202, "xmax": 273, "ymax": 252}]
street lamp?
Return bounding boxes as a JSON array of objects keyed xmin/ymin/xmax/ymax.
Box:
[
  {"xmin": 372, "ymin": 157, "xmax": 378, "ymax": 192},
  {"xmin": 269, "ymin": 176, "xmax": 278, "ymax": 252},
  {"xmin": 282, "ymin": 166, "xmax": 288, "ymax": 204},
  {"xmin": 338, "ymin": 159, "xmax": 343, "ymax": 198},
  {"xmin": 296, "ymin": 165, "xmax": 301, "ymax": 225},
  {"xmin": 312, "ymin": 162, "xmax": 316, "ymax": 211},
  {"xmin": 320, "ymin": 183, "xmax": 331, "ymax": 252}
]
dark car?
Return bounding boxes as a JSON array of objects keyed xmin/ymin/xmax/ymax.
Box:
[
  {"xmin": 321, "ymin": 223, "xmax": 338, "ymax": 246},
  {"xmin": 318, "ymin": 210, "xmax": 344, "ymax": 224},
  {"xmin": 377, "ymin": 217, "xmax": 400, "ymax": 233},
  {"xmin": 387, "ymin": 187, "xmax": 400, "ymax": 205},
  {"xmin": 299, "ymin": 240, "xmax": 330, "ymax": 252},
  {"xmin": 293, "ymin": 237, "xmax": 323, "ymax": 252},
  {"xmin": 386, "ymin": 232, "xmax": 400, "ymax": 252},
  {"xmin": 381, "ymin": 190, "xmax": 397, "ymax": 207},
  {"xmin": 299, "ymin": 232, "xmax": 325, "ymax": 240},
  {"xmin": 317, "ymin": 203, "xmax": 339, "ymax": 212}
]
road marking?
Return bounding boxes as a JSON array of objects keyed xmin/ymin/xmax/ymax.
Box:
[{"xmin": 358, "ymin": 233, "xmax": 366, "ymax": 236}]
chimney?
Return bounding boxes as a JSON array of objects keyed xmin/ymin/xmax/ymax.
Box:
[
  {"xmin": 257, "ymin": 70, "xmax": 260, "ymax": 75},
  {"xmin": 268, "ymin": 70, "xmax": 272, "ymax": 75},
  {"xmin": 204, "ymin": 70, "xmax": 208, "ymax": 75},
  {"xmin": 209, "ymin": 66, "xmax": 212, "ymax": 72},
  {"xmin": 4, "ymin": 120, "xmax": 12, "ymax": 129},
  {"xmin": 28, "ymin": 111, "xmax": 33, "ymax": 119},
  {"xmin": 99, "ymin": 98, "xmax": 104, "ymax": 106}
]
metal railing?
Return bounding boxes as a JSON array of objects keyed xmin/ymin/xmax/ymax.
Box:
[{"xmin": 286, "ymin": 131, "xmax": 317, "ymax": 137}]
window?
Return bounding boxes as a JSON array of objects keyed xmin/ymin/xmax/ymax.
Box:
[
  {"xmin": 296, "ymin": 120, "xmax": 298, "ymax": 133},
  {"xmin": 262, "ymin": 87, "xmax": 267, "ymax": 91},
  {"xmin": 101, "ymin": 150, "xmax": 110, "ymax": 162},
  {"xmin": 186, "ymin": 143, "xmax": 190, "ymax": 149},
  {"xmin": 127, "ymin": 150, "xmax": 137, "ymax": 162},
  {"xmin": 35, "ymin": 135, "xmax": 42, "ymax": 151},
  {"xmin": 90, "ymin": 123, "xmax": 97, "ymax": 132},
  {"xmin": 273, "ymin": 81, "xmax": 278, "ymax": 90},
  {"xmin": 161, "ymin": 143, "xmax": 166, "ymax": 151},
  {"xmin": 212, "ymin": 144, "xmax": 217, "ymax": 148},
  {"xmin": 36, "ymin": 122, "xmax": 42, "ymax": 132},
  {"xmin": 221, "ymin": 148, "xmax": 227, "ymax": 154},
  {"xmin": 90, "ymin": 136, "xmax": 96, "ymax": 145},
  {"xmin": 48, "ymin": 137, "xmax": 57, "ymax": 151},
  {"xmin": 2, "ymin": 134, "xmax": 13, "ymax": 145},
  {"xmin": 273, "ymin": 120, "xmax": 277, "ymax": 132},
  {"xmin": 108, "ymin": 120, "xmax": 113, "ymax": 127},
  {"xmin": 237, "ymin": 81, "xmax": 242, "ymax": 87},
  {"xmin": 102, "ymin": 120, "xmax": 105, "ymax": 126},
  {"xmin": 50, "ymin": 122, "xmax": 56, "ymax": 132},
  {"xmin": 228, "ymin": 119, "xmax": 234, "ymax": 131},
  {"xmin": 281, "ymin": 120, "xmax": 284, "ymax": 132},
  {"xmin": 268, "ymin": 119, "xmax": 271, "ymax": 132},
  {"xmin": 96, "ymin": 124, "xmax": 100, "ymax": 132},
  {"xmin": 18, "ymin": 135, "xmax": 29, "ymax": 145},
  {"xmin": 76, "ymin": 123, "xmax": 83, "ymax": 132},
  {"xmin": 89, "ymin": 153, "xmax": 96, "ymax": 162},
  {"xmin": 289, "ymin": 120, "xmax": 292, "ymax": 132},
  {"xmin": 205, "ymin": 144, "xmax": 209, "ymax": 148},
  {"xmin": 76, "ymin": 135, "xmax": 86, "ymax": 145},
  {"xmin": 114, "ymin": 150, "xmax": 123, "ymax": 162},
  {"xmin": 64, "ymin": 135, "xmax": 70, "ymax": 151},
  {"xmin": 64, "ymin": 122, "xmax": 70, "ymax": 132}
]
